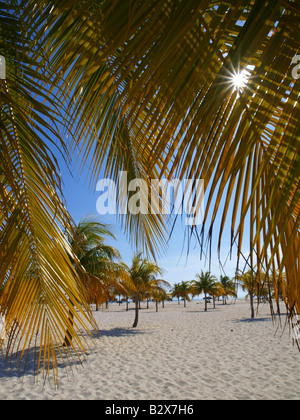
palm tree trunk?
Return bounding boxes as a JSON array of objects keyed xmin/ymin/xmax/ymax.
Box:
[
  {"xmin": 250, "ymin": 291, "xmax": 255, "ymax": 318},
  {"xmin": 63, "ymin": 299, "xmax": 74, "ymax": 347},
  {"xmin": 126, "ymin": 297, "xmax": 129, "ymax": 311},
  {"xmin": 184, "ymin": 298, "xmax": 186, "ymax": 308},
  {"xmin": 156, "ymin": 300, "xmax": 158, "ymax": 312},
  {"xmin": 204, "ymin": 293, "xmax": 207, "ymax": 312},
  {"xmin": 276, "ymin": 295, "xmax": 281, "ymax": 316},
  {"xmin": 133, "ymin": 296, "xmax": 139, "ymax": 328}
]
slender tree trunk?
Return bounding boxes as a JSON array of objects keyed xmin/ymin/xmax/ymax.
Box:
[
  {"xmin": 276, "ymin": 296, "xmax": 281, "ymax": 316},
  {"xmin": 133, "ymin": 296, "xmax": 139, "ymax": 328},
  {"xmin": 126, "ymin": 297, "xmax": 129, "ymax": 311},
  {"xmin": 64, "ymin": 300, "xmax": 74, "ymax": 347},
  {"xmin": 96, "ymin": 301, "xmax": 99, "ymax": 312},
  {"xmin": 204, "ymin": 293, "xmax": 207, "ymax": 312},
  {"xmin": 213, "ymin": 296, "xmax": 216, "ymax": 309},
  {"xmin": 184, "ymin": 298, "xmax": 186, "ymax": 308},
  {"xmin": 178, "ymin": 297, "xmax": 180, "ymax": 305},
  {"xmin": 162, "ymin": 300, "xmax": 165, "ymax": 309},
  {"xmin": 147, "ymin": 299, "xmax": 149, "ymax": 309},
  {"xmin": 250, "ymin": 291, "xmax": 255, "ymax": 318},
  {"xmin": 156, "ymin": 300, "xmax": 158, "ymax": 312}
]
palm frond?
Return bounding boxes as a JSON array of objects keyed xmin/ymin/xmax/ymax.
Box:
[
  {"xmin": 37, "ymin": 0, "xmax": 299, "ymax": 318},
  {"xmin": 0, "ymin": 2, "xmax": 96, "ymax": 383},
  {"xmin": 2, "ymin": 0, "xmax": 300, "ymax": 367}
]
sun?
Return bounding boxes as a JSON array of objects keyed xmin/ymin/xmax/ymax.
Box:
[{"xmin": 231, "ymin": 69, "xmax": 249, "ymax": 92}]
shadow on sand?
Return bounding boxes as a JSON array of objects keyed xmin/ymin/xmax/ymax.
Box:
[
  {"xmin": 0, "ymin": 328, "xmax": 146, "ymax": 380},
  {"xmin": 185, "ymin": 308, "xmax": 222, "ymax": 314},
  {"xmin": 0, "ymin": 345, "xmax": 84, "ymax": 380},
  {"xmin": 98, "ymin": 327, "xmax": 145, "ymax": 338},
  {"xmin": 233, "ymin": 317, "xmax": 270, "ymax": 323}
]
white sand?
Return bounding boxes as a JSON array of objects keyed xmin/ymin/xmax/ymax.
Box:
[{"xmin": 0, "ymin": 300, "xmax": 300, "ymax": 400}]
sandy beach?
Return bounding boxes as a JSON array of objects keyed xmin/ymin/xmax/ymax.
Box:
[{"xmin": 0, "ymin": 299, "xmax": 300, "ymax": 400}]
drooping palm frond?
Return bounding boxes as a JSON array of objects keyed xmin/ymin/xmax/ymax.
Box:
[
  {"xmin": 31, "ymin": 0, "xmax": 300, "ymax": 319},
  {"xmin": 22, "ymin": 0, "xmax": 173, "ymax": 259},
  {"xmin": 0, "ymin": 2, "xmax": 97, "ymax": 383}
]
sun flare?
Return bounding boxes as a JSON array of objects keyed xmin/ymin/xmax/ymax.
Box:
[{"xmin": 231, "ymin": 69, "xmax": 249, "ymax": 91}]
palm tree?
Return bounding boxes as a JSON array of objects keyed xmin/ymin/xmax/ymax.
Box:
[
  {"xmin": 63, "ymin": 220, "xmax": 127, "ymax": 346},
  {"xmin": 122, "ymin": 254, "xmax": 169, "ymax": 328},
  {"xmin": 236, "ymin": 270, "xmax": 257, "ymax": 318},
  {"xmin": 191, "ymin": 271, "xmax": 219, "ymax": 312},
  {"xmin": 179, "ymin": 281, "xmax": 193, "ymax": 308},
  {"xmin": 171, "ymin": 283, "xmax": 183, "ymax": 305},
  {"xmin": 269, "ymin": 271, "xmax": 287, "ymax": 315},
  {"xmin": 152, "ymin": 289, "xmax": 168, "ymax": 313},
  {"xmin": 70, "ymin": 220, "xmax": 127, "ymax": 310},
  {"xmin": 2, "ymin": 0, "xmax": 300, "ymax": 381},
  {"xmin": 219, "ymin": 276, "xmax": 238, "ymax": 305}
]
